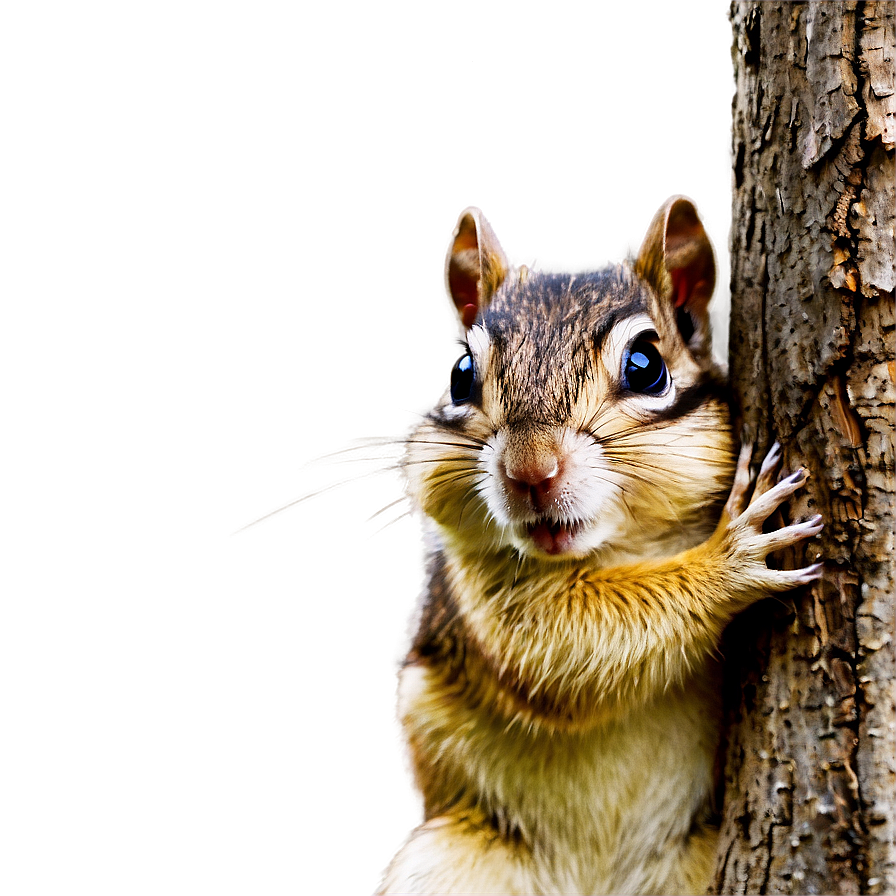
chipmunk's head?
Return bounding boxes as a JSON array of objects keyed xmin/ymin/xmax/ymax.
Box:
[{"xmin": 406, "ymin": 198, "xmax": 736, "ymax": 564}]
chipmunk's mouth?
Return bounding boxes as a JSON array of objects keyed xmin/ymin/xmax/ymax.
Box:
[{"xmin": 525, "ymin": 518, "xmax": 584, "ymax": 556}]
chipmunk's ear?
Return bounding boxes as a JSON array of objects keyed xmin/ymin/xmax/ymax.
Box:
[
  {"xmin": 635, "ymin": 196, "xmax": 716, "ymax": 362},
  {"xmin": 445, "ymin": 207, "xmax": 508, "ymax": 330}
]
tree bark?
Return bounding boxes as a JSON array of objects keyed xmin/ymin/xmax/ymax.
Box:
[{"xmin": 713, "ymin": 3, "xmax": 895, "ymax": 894}]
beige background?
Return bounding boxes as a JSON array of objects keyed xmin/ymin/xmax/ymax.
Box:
[{"xmin": 2, "ymin": 2, "xmax": 733, "ymax": 893}]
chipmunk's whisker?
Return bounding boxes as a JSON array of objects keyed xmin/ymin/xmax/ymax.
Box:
[{"xmin": 234, "ymin": 454, "xmax": 404, "ymax": 534}]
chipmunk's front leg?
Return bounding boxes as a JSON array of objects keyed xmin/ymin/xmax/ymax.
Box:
[
  {"xmin": 467, "ymin": 443, "xmax": 825, "ymax": 724},
  {"xmin": 602, "ymin": 440, "xmax": 824, "ymax": 696}
]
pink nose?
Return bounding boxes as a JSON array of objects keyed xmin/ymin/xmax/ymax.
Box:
[{"xmin": 503, "ymin": 454, "xmax": 561, "ymax": 502}]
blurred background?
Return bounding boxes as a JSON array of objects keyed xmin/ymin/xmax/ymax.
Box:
[{"xmin": 2, "ymin": 3, "xmax": 733, "ymax": 892}]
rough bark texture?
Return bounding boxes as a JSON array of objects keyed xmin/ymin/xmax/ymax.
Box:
[{"xmin": 713, "ymin": 3, "xmax": 895, "ymax": 894}]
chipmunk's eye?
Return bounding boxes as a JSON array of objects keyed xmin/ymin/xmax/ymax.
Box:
[
  {"xmin": 450, "ymin": 353, "xmax": 476, "ymax": 404},
  {"xmin": 623, "ymin": 339, "xmax": 668, "ymax": 395}
]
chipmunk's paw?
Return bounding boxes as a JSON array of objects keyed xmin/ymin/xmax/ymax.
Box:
[{"xmin": 723, "ymin": 442, "xmax": 824, "ymax": 593}]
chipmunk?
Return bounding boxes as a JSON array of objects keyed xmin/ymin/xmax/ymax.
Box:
[{"xmin": 376, "ymin": 198, "xmax": 823, "ymax": 896}]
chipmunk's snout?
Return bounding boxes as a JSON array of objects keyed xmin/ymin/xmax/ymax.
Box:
[
  {"xmin": 484, "ymin": 425, "xmax": 613, "ymax": 558},
  {"xmin": 500, "ymin": 440, "xmax": 579, "ymax": 556},
  {"xmin": 502, "ymin": 452, "xmax": 561, "ymax": 511},
  {"xmin": 499, "ymin": 433, "xmax": 563, "ymax": 515}
]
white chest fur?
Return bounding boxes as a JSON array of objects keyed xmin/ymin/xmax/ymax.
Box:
[{"xmin": 396, "ymin": 660, "xmax": 721, "ymax": 895}]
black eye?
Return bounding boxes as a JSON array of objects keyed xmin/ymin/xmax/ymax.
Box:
[
  {"xmin": 623, "ymin": 340, "xmax": 669, "ymax": 395},
  {"xmin": 450, "ymin": 353, "xmax": 476, "ymax": 404}
]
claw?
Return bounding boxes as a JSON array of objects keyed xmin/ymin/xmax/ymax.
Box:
[
  {"xmin": 790, "ymin": 562, "xmax": 824, "ymax": 584},
  {"xmin": 764, "ymin": 560, "xmax": 825, "ymax": 592},
  {"xmin": 759, "ymin": 513, "xmax": 824, "ymax": 553},
  {"xmin": 754, "ymin": 442, "xmax": 784, "ymax": 499},
  {"xmin": 725, "ymin": 440, "xmax": 755, "ymax": 520},
  {"xmin": 742, "ymin": 469, "xmax": 810, "ymax": 528},
  {"xmin": 758, "ymin": 441, "xmax": 782, "ymax": 477}
]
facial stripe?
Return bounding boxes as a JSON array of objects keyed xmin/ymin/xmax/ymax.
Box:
[{"xmin": 647, "ymin": 373, "xmax": 730, "ymax": 423}]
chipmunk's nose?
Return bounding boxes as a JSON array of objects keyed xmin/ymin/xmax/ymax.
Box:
[{"xmin": 502, "ymin": 451, "xmax": 561, "ymax": 509}]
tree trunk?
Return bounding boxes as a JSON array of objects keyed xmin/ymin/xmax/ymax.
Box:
[{"xmin": 713, "ymin": 2, "xmax": 895, "ymax": 894}]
